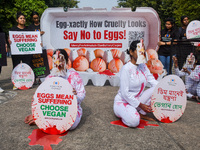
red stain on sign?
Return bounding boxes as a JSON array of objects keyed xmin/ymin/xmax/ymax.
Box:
[
  {"xmin": 160, "ymin": 116, "xmax": 173, "ymax": 123},
  {"xmin": 28, "ymin": 129, "xmax": 68, "ymax": 150}
]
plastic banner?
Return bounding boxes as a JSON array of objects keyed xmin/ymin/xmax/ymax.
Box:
[
  {"xmin": 31, "ymin": 49, "xmax": 50, "ymax": 78},
  {"xmin": 9, "ymin": 31, "xmax": 42, "ymax": 55},
  {"xmin": 11, "ymin": 63, "xmax": 35, "ymax": 90},
  {"xmin": 32, "ymin": 77, "xmax": 77, "ymax": 134},
  {"xmin": 151, "ymin": 75, "xmax": 187, "ymax": 123}
]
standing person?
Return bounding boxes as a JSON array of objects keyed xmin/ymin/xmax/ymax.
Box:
[
  {"xmin": 28, "ymin": 11, "xmax": 45, "ymax": 84},
  {"xmin": 24, "ymin": 49, "xmax": 86, "ymax": 130},
  {"xmin": 157, "ymin": 18, "xmax": 179, "ymax": 74},
  {"xmin": 179, "ymin": 16, "xmax": 189, "ymax": 40},
  {"xmin": 113, "ymin": 40, "xmax": 158, "ymax": 127},
  {"xmin": 8, "ymin": 12, "xmax": 32, "ymax": 90},
  {"xmin": 28, "ymin": 11, "xmax": 45, "ymax": 35},
  {"xmin": 9, "ymin": 12, "xmax": 32, "ymax": 69}
]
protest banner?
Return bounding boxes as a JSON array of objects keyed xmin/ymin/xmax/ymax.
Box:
[
  {"xmin": 11, "ymin": 63, "xmax": 35, "ymax": 90},
  {"xmin": 151, "ymin": 75, "xmax": 187, "ymax": 123},
  {"xmin": 40, "ymin": 7, "xmax": 161, "ymax": 86},
  {"xmin": 186, "ymin": 20, "xmax": 200, "ymax": 46},
  {"xmin": 186, "ymin": 20, "xmax": 200, "ymax": 39},
  {"xmin": 41, "ymin": 7, "xmax": 160, "ymax": 51},
  {"xmin": 0, "ymin": 33, "xmax": 7, "ymax": 66},
  {"xmin": 9, "ymin": 31, "xmax": 42, "ymax": 55},
  {"xmin": 32, "ymin": 77, "xmax": 77, "ymax": 134},
  {"xmin": 31, "ymin": 49, "xmax": 50, "ymax": 78}
]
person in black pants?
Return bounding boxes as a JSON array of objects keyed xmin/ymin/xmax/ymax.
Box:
[
  {"xmin": 8, "ymin": 12, "xmax": 32, "ymax": 69},
  {"xmin": 157, "ymin": 18, "xmax": 179, "ymax": 74}
]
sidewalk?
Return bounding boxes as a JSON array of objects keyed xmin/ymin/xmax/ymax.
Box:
[{"xmin": 0, "ymin": 58, "xmax": 199, "ymax": 150}]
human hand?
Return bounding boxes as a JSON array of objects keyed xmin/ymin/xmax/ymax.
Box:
[
  {"xmin": 73, "ymin": 88, "xmax": 77, "ymax": 95},
  {"xmin": 157, "ymin": 41, "xmax": 165, "ymax": 46},
  {"xmin": 172, "ymin": 56, "xmax": 178, "ymax": 68},
  {"xmin": 182, "ymin": 67, "xmax": 190, "ymax": 74},
  {"xmin": 139, "ymin": 103, "xmax": 152, "ymax": 113},
  {"xmin": 40, "ymin": 31, "xmax": 45, "ymax": 35}
]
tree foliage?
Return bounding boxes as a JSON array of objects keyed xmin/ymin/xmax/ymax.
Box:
[
  {"xmin": 118, "ymin": 0, "xmax": 199, "ymax": 27},
  {"xmin": 45, "ymin": 0, "xmax": 79, "ymax": 8},
  {"xmin": 0, "ymin": 0, "xmax": 47, "ymax": 33},
  {"xmin": 0, "ymin": 0, "xmax": 79, "ymax": 33}
]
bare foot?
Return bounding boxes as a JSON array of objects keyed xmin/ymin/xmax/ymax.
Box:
[
  {"xmin": 196, "ymin": 96, "xmax": 200, "ymax": 102},
  {"xmin": 140, "ymin": 114, "xmax": 155, "ymax": 121},
  {"xmin": 24, "ymin": 114, "xmax": 36, "ymax": 125}
]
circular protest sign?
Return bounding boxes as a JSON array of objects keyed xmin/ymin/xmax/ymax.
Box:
[
  {"xmin": 32, "ymin": 77, "xmax": 77, "ymax": 134},
  {"xmin": 11, "ymin": 63, "xmax": 34, "ymax": 90},
  {"xmin": 186, "ymin": 20, "xmax": 200, "ymax": 39},
  {"xmin": 151, "ymin": 75, "xmax": 187, "ymax": 123}
]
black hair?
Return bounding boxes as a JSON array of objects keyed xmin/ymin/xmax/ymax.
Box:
[
  {"xmin": 53, "ymin": 49, "xmax": 69, "ymax": 63},
  {"xmin": 181, "ymin": 16, "xmax": 188, "ymax": 23},
  {"xmin": 16, "ymin": 11, "xmax": 25, "ymax": 19},
  {"xmin": 31, "ymin": 11, "xmax": 39, "ymax": 18},
  {"xmin": 126, "ymin": 40, "xmax": 140, "ymax": 55}
]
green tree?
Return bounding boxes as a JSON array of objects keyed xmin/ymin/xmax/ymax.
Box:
[
  {"xmin": 45, "ymin": 0, "xmax": 79, "ymax": 8},
  {"xmin": 0, "ymin": 0, "xmax": 47, "ymax": 33},
  {"xmin": 173, "ymin": 0, "xmax": 200, "ymax": 26},
  {"xmin": 118, "ymin": 0, "xmax": 200, "ymax": 28},
  {"xmin": 118, "ymin": 0, "xmax": 176, "ymax": 28}
]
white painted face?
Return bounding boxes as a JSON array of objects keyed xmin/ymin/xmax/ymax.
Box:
[
  {"xmin": 136, "ymin": 39, "xmax": 147, "ymax": 64},
  {"xmin": 51, "ymin": 50, "xmax": 67, "ymax": 77}
]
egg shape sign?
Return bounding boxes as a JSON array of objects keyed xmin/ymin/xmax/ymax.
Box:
[
  {"xmin": 151, "ymin": 75, "xmax": 187, "ymax": 123},
  {"xmin": 32, "ymin": 77, "xmax": 77, "ymax": 134},
  {"xmin": 11, "ymin": 63, "xmax": 35, "ymax": 90}
]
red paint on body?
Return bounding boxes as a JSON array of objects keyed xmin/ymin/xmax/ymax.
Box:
[
  {"xmin": 28, "ymin": 129, "xmax": 68, "ymax": 150},
  {"xmin": 153, "ymin": 73, "xmax": 159, "ymax": 80},
  {"xmin": 111, "ymin": 119, "xmax": 159, "ymax": 129},
  {"xmin": 135, "ymin": 83, "xmax": 144, "ymax": 97},
  {"xmin": 99, "ymin": 69, "xmax": 115, "ymax": 76}
]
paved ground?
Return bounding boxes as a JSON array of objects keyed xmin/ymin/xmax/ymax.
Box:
[{"xmin": 0, "ymin": 58, "xmax": 200, "ymax": 150}]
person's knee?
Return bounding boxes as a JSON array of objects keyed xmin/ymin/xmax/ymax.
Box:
[{"xmin": 122, "ymin": 116, "xmax": 140, "ymax": 127}]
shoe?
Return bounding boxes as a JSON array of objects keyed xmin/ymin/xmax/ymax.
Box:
[
  {"xmin": 13, "ymin": 85, "xmax": 18, "ymax": 90},
  {"xmin": 0, "ymin": 87, "xmax": 4, "ymax": 93}
]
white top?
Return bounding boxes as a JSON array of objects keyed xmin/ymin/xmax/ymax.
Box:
[
  {"xmin": 189, "ymin": 65, "xmax": 200, "ymax": 82},
  {"xmin": 115, "ymin": 62, "xmax": 158, "ymax": 108}
]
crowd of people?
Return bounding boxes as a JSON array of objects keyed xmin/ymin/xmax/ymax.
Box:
[{"xmin": 0, "ymin": 12, "xmax": 200, "ymax": 131}]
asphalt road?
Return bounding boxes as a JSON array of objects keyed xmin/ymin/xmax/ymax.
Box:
[{"xmin": 0, "ymin": 58, "xmax": 199, "ymax": 150}]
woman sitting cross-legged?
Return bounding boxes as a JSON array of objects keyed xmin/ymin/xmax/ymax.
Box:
[{"xmin": 113, "ymin": 40, "xmax": 158, "ymax": 127}]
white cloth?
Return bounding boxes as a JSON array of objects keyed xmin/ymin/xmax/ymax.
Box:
[
  {"xmin": 47, "ymin": 69, "xmax": 86, "ymax": 130},
  {"xmin": 189, "ymin": 65, "xmax": 200, "ymax": 97},
  {"xmin": 174, "ymin": 67, "xmax": 198, "ymax": 96},
  {"xmin": 113, "ymin": 62, "xmax": 158, "ymax": 127}
]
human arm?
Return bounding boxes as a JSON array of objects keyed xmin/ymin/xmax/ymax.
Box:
[
  {"xmin": 119, "ymin": 66, "xmax": 140, "ymax": 108},
  {"xmin": 68, "ymin": 71, "xmax": 86, "ymax": 104}
]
